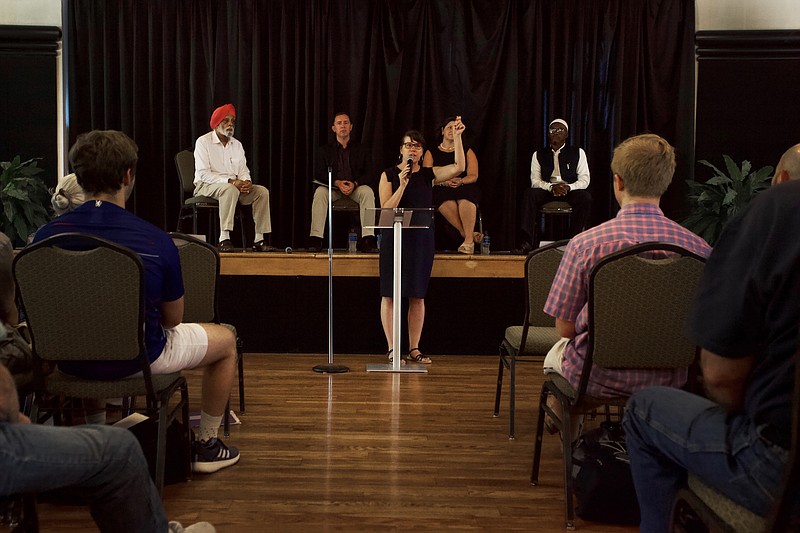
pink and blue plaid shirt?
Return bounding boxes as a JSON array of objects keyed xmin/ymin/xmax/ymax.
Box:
[{"xmin": 544, "ymin": 203, "xmax": 712, "ymax": 398}]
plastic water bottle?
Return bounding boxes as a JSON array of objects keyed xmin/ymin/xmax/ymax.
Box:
[
  {"xmin": 376, "ymin": 233, "xmax": 382, "ymax": 251},
  {"xmin": 481, "ymin": 232, "xmax": 490, "ymax": 255},
  {"xmin": 348, "ymin": 230, "xmax": 358, "ymax": 253}
]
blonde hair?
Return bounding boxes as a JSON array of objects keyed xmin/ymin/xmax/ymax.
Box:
[
  {"xmin": 611, "ymin": 134, "xmax": 675, "ymax": 197},
  {"xmin": 51, "ymin": 173, "xmax": 86, "ymax": 215}
]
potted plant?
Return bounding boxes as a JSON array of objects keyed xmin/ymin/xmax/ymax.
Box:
[
  {"xmin": 0, "ymin": 156, "xmax": 52, "ymax": 247},
  {"xmin": 681, "ymin": 155, "xmax": 773, "ymax": 245}
]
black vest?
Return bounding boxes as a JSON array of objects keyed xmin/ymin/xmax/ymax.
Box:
[{"xmin": 536, "ymin": 145, "xmax": 580, "ymax": 184}]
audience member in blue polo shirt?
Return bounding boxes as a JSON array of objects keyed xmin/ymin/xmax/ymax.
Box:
[{"xmin": 34, "ymin": 130, "xmax": 240, "ymax": 475}]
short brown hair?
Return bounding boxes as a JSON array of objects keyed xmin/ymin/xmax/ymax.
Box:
[
  {"xmin": 69, "ymin": 130, "xmax": 138, "ymax": 195},
  {"xmin": 611, "ymin": 134, "xmax": 675, "ymax": 197}
]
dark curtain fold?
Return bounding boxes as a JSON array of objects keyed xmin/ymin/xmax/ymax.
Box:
[{"xmin": 66, "ymin": 0, "xmax": 694, "ymax": 250}]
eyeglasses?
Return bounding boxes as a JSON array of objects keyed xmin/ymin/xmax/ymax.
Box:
[
  {"xmin": 549, "ymin": 127, "xmax": 566, "ymax": 134},
  {"xmin": 403, "ymin": 142, "xmax": 422, "ymax": 149}
]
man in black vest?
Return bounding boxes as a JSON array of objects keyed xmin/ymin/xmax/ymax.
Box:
[{"xmin": 515, "ymin": 118, "xmax": 592, "ymax": 253}]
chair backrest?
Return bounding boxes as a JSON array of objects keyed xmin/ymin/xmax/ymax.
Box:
[
  {"xmin": 583, "ymin": 242, "xmax": 706, "ymax": 387},
  {"xmin": 524, "ymin": 240, "xmax": 569, "ymax": 328},
  {"xmin": 175, "ymin": 150, "xmax": 196, "ymax": 198},
  {"xmin": 170, "ymin": 233, "xmax": 219, "ymax": 324},
  {"xmin": 12, "ymin": 233, "xmax": 146, "ymax": 365}
]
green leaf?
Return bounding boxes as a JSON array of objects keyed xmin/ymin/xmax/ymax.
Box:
[
  {"xmin": 723, "ymin": 155, "xmax": 743, "ymax": 183},
  {"xmin": 721, "ymin": 189, "xmax": 737, "ymax": 206},
  {"xmin": 706, "ymin": 176, "xmax": 731, "ymax": 187}
]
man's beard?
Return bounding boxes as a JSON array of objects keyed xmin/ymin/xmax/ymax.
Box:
[{"xmin": 216, "ymin": 125, "xmax": 235, "ymax": 138}]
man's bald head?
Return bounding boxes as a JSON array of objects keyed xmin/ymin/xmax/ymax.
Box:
[{"xmin": 772, "ymin": 143, "xmax": 800, "ymax": 185}]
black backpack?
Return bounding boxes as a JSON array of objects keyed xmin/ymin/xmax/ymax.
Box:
[{"xmin": 571, "ymin": 420, "xmax": 641, "ymax": 525}]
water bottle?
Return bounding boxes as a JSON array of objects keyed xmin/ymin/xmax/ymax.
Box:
[
  {"xmin": 376, "ymin": 233, "xmax": 382, "ymax": 251},
  {"xmin": 481, "ymin": 232, "xmax": 490, "ymax": 255},
  {"xmin": 348, "ymin": 230, "xmax": 358, "ymax": 253}
]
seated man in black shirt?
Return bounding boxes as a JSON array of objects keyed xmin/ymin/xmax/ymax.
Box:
[
  {"xmin": 309, "ymin": 112, "xmax": 376, "ymax": 252},
  {"xmin": 623, "ymin": 145, "xmax": 800, "ymax": 532},
  {"xmin": 516, "ymin": 119, "xmax": 591, "ymax": 253}
]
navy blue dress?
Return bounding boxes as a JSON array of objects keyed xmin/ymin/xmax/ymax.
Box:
[{"xmin": 379, "ymin": 166, "xmax": 435, "ymax": 298}]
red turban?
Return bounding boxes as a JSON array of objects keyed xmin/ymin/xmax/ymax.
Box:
[{"xmin": 210, "ymin": 104, "xmax": 236, "ymax": 129}]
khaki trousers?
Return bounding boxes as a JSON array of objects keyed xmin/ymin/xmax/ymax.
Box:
[
  {"xmin": 194, "ymin": 181, "xmax": 272, "ymax": 238},
  {"xmin": 309, "ymin": 185, "xmax": 375, "ymax": 238}
]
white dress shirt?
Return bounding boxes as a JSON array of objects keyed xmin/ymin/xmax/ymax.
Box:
[
  {"xmin": 193, "ymin": 130, "xmax": 252, "ymax": 185},
  {"xmin": 530, "ymin": 145, "xmax": 590, "ymax": 191}
]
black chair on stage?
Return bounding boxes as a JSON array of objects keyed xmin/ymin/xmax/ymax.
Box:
[{"xmin": 175, "ymin": 149, "xmax": 246, "ymax": 246}]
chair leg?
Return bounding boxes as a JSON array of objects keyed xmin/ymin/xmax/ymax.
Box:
[
  {"xmin": 509, "ymin": 355, "xmax": 516, "ymax": 439},
  {"xmin": 561, "ymin": 408, "xmax": 577, "ymax": 530},
  {"xmin": 530, "ymin": 386, "xmax": 549, "ymax": 486},
  {"xmin": 237, "ymin": 336, "xmax": 245, "ymax": 413},
  {"xmin": 493, "ymin": 350, "xmax": 505, "ymax": 417},
  {"xmin": 154, "ymin": 403, "xmax": 168, "ymax": 495},
  {"xmin": 237, "ymin": 210, "xmax": 246, "ymax": 248},
  {"xmin": 223, "ymin": 400, "xmax": 230, "ymax": 438}
]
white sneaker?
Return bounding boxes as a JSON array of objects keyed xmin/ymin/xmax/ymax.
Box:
[{"xmin": 168, "ymin": 521, "xmax": 216, "ymax": 533}]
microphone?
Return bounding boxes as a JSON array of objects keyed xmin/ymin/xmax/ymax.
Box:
[
  {"xmin": 406, "ymin": 156, "xmax": 413, "ymax": 170},
  {"xmin": 285, "ymin": 246, "xmax": 293, "ymax": 254}
]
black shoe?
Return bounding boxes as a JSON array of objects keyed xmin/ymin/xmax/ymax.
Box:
[
  {"xmin": 252, "ymin": 240, "xmax": 277, "ymax": 252},
  {"xmin": 308, "ymin": 236, "xmax": 323, "ymax": 253},
  {"xmin": 512, "ymin": 241, "xmax": 533, "ymax": 255},
  {"xmin": 218, "ymin": 239, "xmax": 235, "ymax": 252},
  {"xmin": 358, "ymin": 235, "xmax": 378, "ymax": 253}
]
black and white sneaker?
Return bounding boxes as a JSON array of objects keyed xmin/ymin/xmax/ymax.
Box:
[{"xmin": 192, "ymin": 438, "xmax": 240, "ymax": 474}]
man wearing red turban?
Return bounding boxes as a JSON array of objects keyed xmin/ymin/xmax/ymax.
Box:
[{"xmin": 193, "ymin": 104, "xmax": 275, "ymax": 252}]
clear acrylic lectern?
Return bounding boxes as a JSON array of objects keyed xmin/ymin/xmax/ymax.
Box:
[{"xmin": 364, "ymin": 207, "xmax": 433, "ymax": 373}]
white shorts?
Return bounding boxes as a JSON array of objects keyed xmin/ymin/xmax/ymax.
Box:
[
  {"xmin": 543, "ymin": 337, "xmax": 569, "ymax": 378},
  {"xmin": 150, "ymin": 323, "xmax": 209, "ymax": 374}
]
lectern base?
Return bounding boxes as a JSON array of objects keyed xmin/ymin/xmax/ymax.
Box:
[
  {"xmin": 365, "ymin": 363, "xmax": 428, "ymax": 373},
  {"xmin": 312, "ymin": 364, "xmax": 350, "ymax": 374}
]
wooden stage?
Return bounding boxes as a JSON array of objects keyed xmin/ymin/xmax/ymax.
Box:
[
  {"xmin": 218, "ymin": 251, "xmax": 527, "ymax": 355},
  {"xmin": 220, "ymin": 250, "xmax": 525, "ymax": 278}
]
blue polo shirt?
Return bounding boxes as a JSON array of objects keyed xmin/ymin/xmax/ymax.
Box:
[{"xmin": 33, "ymin": 201, "xmax": 184, "ymax": 379}]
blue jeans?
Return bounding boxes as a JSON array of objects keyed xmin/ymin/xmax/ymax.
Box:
[
  {"xmin": 0, "ymin": 422, "xmax": 168, "ymax": 533},
  {"xmin": 623, "ymin": 387, "xmax": 787, "ymax": 533}
]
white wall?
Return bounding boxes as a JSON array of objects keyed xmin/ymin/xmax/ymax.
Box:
[
  {"xmin": 0, "ymin": 0, "xmax": 61, "ymax": 26},
  {"xmin": 2, "ymin": 0, "xmax": 798, "ymax": 32},
  {"xmin": 697, "ymin": 0, "xmax": 800, "ymax": 30}
]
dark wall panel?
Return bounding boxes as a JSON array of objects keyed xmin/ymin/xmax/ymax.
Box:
[
  {"xmin": 0, "ymin": 25, "xmax": 61, "ymax": 186},
  {"xmin": 695, "ymin": 31, "xmax": 800, "ymax": 179}
]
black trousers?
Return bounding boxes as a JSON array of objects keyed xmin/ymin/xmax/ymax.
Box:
[{"xmin": 520, "ymin": 187, "xmax": 591, "ymax": 246}]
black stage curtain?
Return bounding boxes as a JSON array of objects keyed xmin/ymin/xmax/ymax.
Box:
[{"xmin": 65, "ymin": 0, "xmax": 694, "ymax": 250}]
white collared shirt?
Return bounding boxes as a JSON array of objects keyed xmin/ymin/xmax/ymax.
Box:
[
  {"xmin": 530, "ymin": 145, "xmax": 590, "ymax": 191},
  {"xmin": 193, "ymin": 130, "xmax": 251, "ymax": 185}
]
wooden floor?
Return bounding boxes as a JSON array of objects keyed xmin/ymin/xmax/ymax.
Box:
[{"xmin": 36, "ymin": 354, "xmax": 638, "ymax": 532}]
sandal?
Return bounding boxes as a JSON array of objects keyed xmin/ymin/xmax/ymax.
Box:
[
  {"xmin": 457, "ymin": 242, "xmax": 474, "ymax": 255},
  {"xmin": 473, "ymin": 231, "xmax": 484, "ymax": 244},
  {"xmin": 406, "ymin": 348, "xmax": 432, "ymax": 364},
  {"xmin": 387, "ymin": 349, "xmax": 406, "ymax": 366}
]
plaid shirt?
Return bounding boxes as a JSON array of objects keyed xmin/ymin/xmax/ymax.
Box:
[{"xmin": 544, "ymin": 203, "xmax": 712, "ymax": 398}]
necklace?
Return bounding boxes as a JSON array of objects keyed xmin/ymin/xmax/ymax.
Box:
[{"xmin": 438, "ymin": 143, "xmax": 455, "ymax": 153}]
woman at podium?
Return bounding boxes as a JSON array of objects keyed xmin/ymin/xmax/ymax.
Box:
[{"xmin": 377, "ymin": 117, "xmax": 466, "ymax": 364}]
